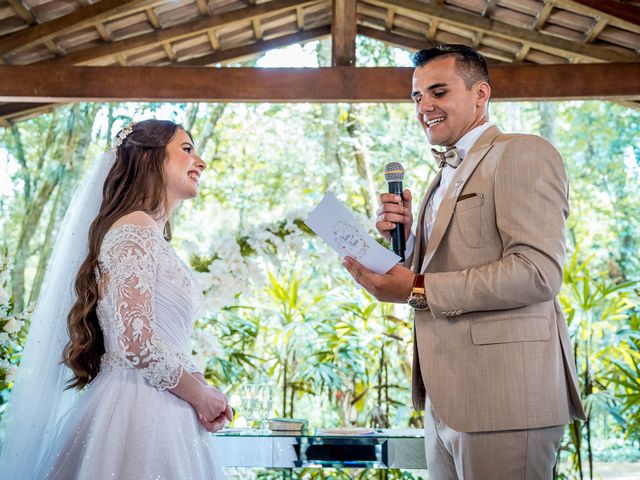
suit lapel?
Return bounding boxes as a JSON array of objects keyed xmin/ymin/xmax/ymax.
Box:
[
  {"xmin": 412, "ymin": 171, "xmax": 441, "ymax": 273},
  {"xmin": 420, "ymin": 126, "xmax": 501, "ymax": 273}
]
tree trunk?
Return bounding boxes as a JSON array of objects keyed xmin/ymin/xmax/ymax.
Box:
[
  {"xmin": 11, "ymin": 173, "xmax": 61, "ymax": 311},
  {"xmin": 345, "ymin": 106, "xmax": 378, "ymax": 217},
  {"xmin": 29, "ymin": 187, "xmax": 62, "ymax": 304}
]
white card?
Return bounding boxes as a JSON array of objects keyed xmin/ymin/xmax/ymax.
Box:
[{"xmin": 304, "ymin": 192, "xmax": 401, "ymax": 274}]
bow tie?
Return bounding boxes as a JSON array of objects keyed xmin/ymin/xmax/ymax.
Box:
[{"xmin": 431, "ymin": 147, "xmax": 462, "ymax": 169}]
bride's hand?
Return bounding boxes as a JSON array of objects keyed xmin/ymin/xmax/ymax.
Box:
[{"xmin": 194, "ymin": 385, "xmax": 230, "ymax": 433}]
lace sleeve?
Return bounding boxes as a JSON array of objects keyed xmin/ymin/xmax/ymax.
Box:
[
  {"xmin": 105, "ymin": 226, "xmax": 184, "ymax": 390},
  {"xmin": 176, "ymin": 351, "xmax": 200, "ymax": 373}
]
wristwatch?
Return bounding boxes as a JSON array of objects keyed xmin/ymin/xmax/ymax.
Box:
[{"xmin": 408, "ymin": 274, "xmax": 430, "ymax": 310}]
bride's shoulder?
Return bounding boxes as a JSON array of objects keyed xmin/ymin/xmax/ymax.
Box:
[
  {"xmin": 109, "ymin": 211, "xmax": 157, "ymax": 231},
  {"xmin": 103, "ymin": 211, "xmax": 162, "ymax": 248}
]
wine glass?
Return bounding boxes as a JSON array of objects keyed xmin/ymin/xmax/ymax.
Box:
[
  {"xmin": 240, "ymin": 384, "xmax": 260, "ymax": 433},
  {"xmin": 254, "ymin": 384, "xmax": 273, "ymax": 434}
]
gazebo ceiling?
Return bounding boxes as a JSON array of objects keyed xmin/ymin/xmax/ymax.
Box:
[{"xmin": 0, "ymin": 0, "xmax": 639, "ymax": 123}]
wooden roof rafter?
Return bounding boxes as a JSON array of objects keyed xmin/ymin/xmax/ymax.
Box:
[
  {"xmin": 42, "ymin": 0, "xmax": 321, "ymax": 66},
  {"xmin": 0, "ymin": 0, "xmax": 149, "ymax": 57},
  {"xmin": 362, "ymin": 0, "xmax": 637, "ymax": 63},
  {"xmin": 0, "ymin": 0, "xmax": 638, "ymax": 123}
]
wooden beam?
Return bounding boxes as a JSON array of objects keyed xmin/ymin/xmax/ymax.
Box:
[
  {"xmin": 44, "ymin": 0, "xmax": 319, "ymax": 66},
  {"xmin": 0, "ymin": 63, "xmax": 638, "ymax": 103},
  {"xmin": 332, "ymin": 0, "xmax": 357, "ymax": 66},
  {"xmin": 6, "ymin": 0, "xmax": 33, "ymax": 24},
  {"xmin": 584, "ymin": 17, "xmax": 608, "ymax": 43},
  {"xmin": 0, "ymin": 0, "xmax": 148, "ymax": 56},
  {"xmin": 362, "ymin": 0, "xmax": 638, "ymax": 63},
  {"xmin": 566, "ymin": 0, "xmax": 640, "ymax": 27},
  {"xmin": 533, "ymin": 0, "xmax": 554, "ymax": 31},
  {"xmin": 179, "ymin": 26, "xmax": 330, "ymax": 66}
]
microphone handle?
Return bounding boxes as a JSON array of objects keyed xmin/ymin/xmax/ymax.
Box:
[{"xmin": 387, "ymin": 181, "xmax": 406, "ymax": 262}]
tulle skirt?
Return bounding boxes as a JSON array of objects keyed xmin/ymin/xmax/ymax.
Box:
[{"xmin": 36, "ymin": 368, "xmax": 225, "ymax": 480}]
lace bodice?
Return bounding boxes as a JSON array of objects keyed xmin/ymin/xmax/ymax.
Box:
[{"xmin": 96, "ymin": 224, "xmax": 201, "ymax": 390}]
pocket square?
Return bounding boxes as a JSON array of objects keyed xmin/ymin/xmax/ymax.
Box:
[{"xmin": 457, "ymin": 193, "xmax": 478, "ymax": 202}]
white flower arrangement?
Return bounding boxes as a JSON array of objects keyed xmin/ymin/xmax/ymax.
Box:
[
  {"xmin": 191, "ymin": 210, "xmax": 312, "ymax": 317},
  {"xmin": 0, "ymin": 250, "xmax": 30, "ymax": 387}
]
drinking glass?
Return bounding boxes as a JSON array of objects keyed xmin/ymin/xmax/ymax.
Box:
[
  {"xmin": 254, "ymin": 384, "xmax": 273, "ymax": 434},
  {"xmin": 240, "ymin": 384, "xmax": 260, "ymax": 433}
]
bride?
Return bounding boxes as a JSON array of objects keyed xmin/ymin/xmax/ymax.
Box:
[{"xmin": 0, "ymin": 119, "xmax": 231, "ymax": 479}]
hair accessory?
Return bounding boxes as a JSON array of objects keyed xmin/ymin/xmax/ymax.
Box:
[{"xmin": 112, "ymin": 122, "xmax": 136, "ymax": 151}]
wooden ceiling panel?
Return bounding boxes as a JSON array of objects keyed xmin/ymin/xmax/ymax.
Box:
[
  {"xmin": 434, "ymin": 29, "xmax": 473, "ymax": 45},
  {"xmin": 217, "ymin": 24, "xmax": 255, "ymax": 48},
  {"xmin": 477, "ymin": 45, "xmax": 514, "ymax": 62},
  {"xmin": 175, "ymin": 42, "xmax": 213, "ymax": 61},
  {"xmin": 207, "ymin": 0, "xmax": 248, "ymax": 15},
  {"xmin": 156, "ymin": 2, "xmax": 202, "ymax": 28},
  {"xmin": 547, "ymin": 8, "xmax": 595, "ymax": 31},
  {"xmin": 436, "ymin": 21, "xmax": 477, "ymax": 41},
  {"xmin": 481, "ymin": 34, "xmax": 521, "ymax": 54},
  {"xmin": 29, "ymin": 0, "xmax": 77, "ymax": 23},
  {"xmin": 127, "ymin": 46, "xmax": 168, "ymax": 65},
  {"xmin": 173, "ymin": 32, "xmax": 212, "ymax": 52},
  {"xmin": 525, "ymin": 47, "xmax": 570, "ymax": 64},
  {"xmin": 0, "ymin": 4, "xmax": 22, "ymax": 22},
  {"xmin": 598, "ymin": 27, "xmax": 640, "ymax": 51},
  {"xmin": 0, "ymin": 17, "xmax": 28, "ymax": 37},
  {"xmin": 358, "ymin": 14, "xmax": 386, "ymax": 31},
  {"xmin": 261, "ymin": 9, "xmax": 297, "ymax": 31},
  {"xmin": 543, "ymin": 24, "xmax": 589, "ymax": 42},
  {"xmin": 305, "ymin": 2, "xmax": 331, "ymax": 17},
  {"xmin": 498, "ymin": 0, "xmax": 539, "ymax": 17},
  {"xmin": 5, "ymin": 45, "xmax": 52, "ymax": 64},
  {"xmin": 54, "ymin": 26, "xmax": 101, "ymax": 51},
  {"xmin": 263, "ymin": 22, "xmax": 299, "ymax": 40},
  {"xmin": 491, "ymin": 6, "xmax": 535, "ymax": 28},
  {"xmin": 392, "ymin": 26, "xmax": 430, "ymax": 42},
  {"xmin": 357, "ymin": 2, "xmax": 387, "ymax": 22},
  {"xmin": 392, "ymin": 13, "xmax": 429, "ymax": 35},
  {"xmin": 304, "ymin": 9, "xmax": 332, "ymax": 29},
  {"xmin": 106, "ymin": 12, "xmax": 154, "ymax": 38},
  {"xmin": 447, "ymin": 0, "xmax": 486, "ymax": 15}
]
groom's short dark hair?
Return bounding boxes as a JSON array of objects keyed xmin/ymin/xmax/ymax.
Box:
[{"xmin": 412, "ymin": 44, "xmax": 490, "ymax": 89}]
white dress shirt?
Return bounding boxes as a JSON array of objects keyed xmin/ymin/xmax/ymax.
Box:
[{"xmin": 405, "ymin": 122, "xmax": 494, "ymax": 257}]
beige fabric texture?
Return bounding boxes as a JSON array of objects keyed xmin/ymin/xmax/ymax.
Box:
[
  {"xmin": 407, "ymin": 125, "xmax": 586, "ymax": 433},
  {"xmin": 424, "ymin": 396, "xmax": 564, "ymax": 480}
]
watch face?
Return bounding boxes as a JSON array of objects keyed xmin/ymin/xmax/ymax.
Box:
[{"xmin": 408, "ymin": 295, "xmax": 429, "ymax": 310}]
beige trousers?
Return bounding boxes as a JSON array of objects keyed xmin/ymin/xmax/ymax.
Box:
[{"xmin": 424, "ymin": 397, "xmax": 564, "ymax": 480}]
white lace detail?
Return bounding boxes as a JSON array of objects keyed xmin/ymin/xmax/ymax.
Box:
[
  {"xmin": 98, "ymin": 225, "xmax": 184, "ymax": 391},
  {"xmin": 176, "ymin": 351, "xmax": 200, "ymax": 373}
]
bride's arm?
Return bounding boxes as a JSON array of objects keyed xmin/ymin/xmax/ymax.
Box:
[{"xmin": 105, "ymin": 216, "xmax": 231, "ymax": 431}]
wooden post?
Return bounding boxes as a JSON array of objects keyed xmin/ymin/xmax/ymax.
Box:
[{"xmin": 332, "ymin": 0, "xmax": 357, "ymax": 66}]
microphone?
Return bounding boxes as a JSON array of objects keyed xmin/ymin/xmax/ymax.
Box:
[{"xmin": 384, "ymin": 162, "xmax": 406, "ymax": 262}]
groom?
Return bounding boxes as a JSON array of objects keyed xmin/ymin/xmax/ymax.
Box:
[{"xmin": 343, "ymin": 44, "xmax": 585, "ymax": 479}]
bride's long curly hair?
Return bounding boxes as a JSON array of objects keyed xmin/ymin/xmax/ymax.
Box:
[{"xmin": 63, "ymin": 119, "xmax": 183, "ymax": 389}]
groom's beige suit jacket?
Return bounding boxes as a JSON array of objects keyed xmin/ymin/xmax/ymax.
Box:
[{"xmin": 409, "ymin": 125, "xmax": 586, "ymax": 433}]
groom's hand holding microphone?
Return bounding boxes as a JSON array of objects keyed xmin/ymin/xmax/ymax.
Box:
[{"xmin": 343, "ymin": 162, "xmax": 416, "ymax": 303}]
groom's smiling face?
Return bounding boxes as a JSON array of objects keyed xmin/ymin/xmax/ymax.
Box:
[{"xmin": 411, "ymin": 56, "xmax": 490, "ymax": 148}]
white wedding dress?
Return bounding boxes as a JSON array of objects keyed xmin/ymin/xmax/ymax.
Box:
[{"xmin": 35, "ymin": 224, "xmax": 225, "ymax": 480}]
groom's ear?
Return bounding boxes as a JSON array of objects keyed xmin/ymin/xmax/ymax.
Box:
[{"xmin": 475, "ymin": 82, "xmax": 491, "ymax": 108}]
